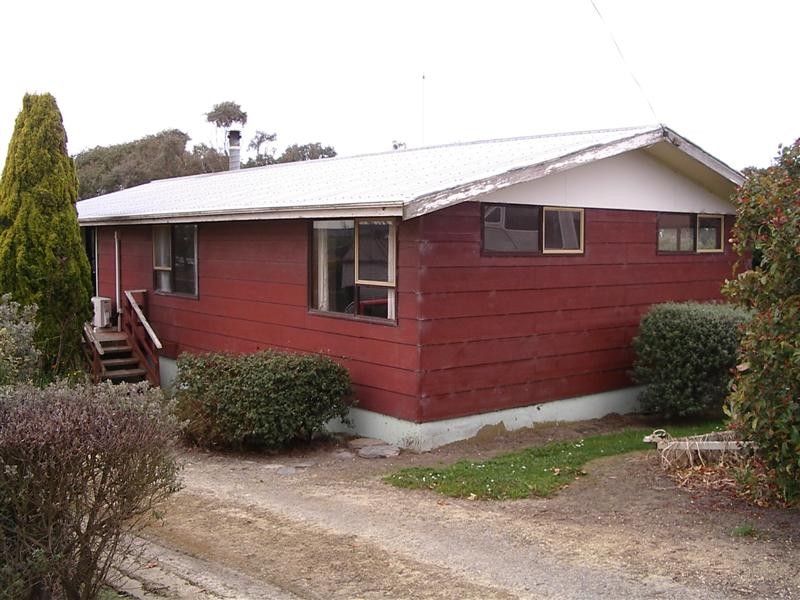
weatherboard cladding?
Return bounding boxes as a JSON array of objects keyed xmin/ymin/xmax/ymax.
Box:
[
  {"xmin": 76, "ymin": 125, "xmax": 742, "ymax": 225},
  {"xmin": 95, "ymin": 202, "xmax": 736, "ymax": 423}
]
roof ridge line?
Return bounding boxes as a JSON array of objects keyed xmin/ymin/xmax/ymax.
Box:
[{"xmin": 165, "ymin": 124, "xmax": 662, "ymax": 183}]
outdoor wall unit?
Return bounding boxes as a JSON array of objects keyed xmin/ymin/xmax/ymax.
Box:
[{"xmin": 91, "ymin": 296, "xmax": 111, "ymax": 329}]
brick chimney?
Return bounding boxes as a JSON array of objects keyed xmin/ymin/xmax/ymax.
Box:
[{"xmin": 228, "ymin": 129, "xmax": 241, "ymax": 170}]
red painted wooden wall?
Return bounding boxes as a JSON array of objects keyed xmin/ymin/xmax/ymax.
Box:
[
  {"xmin": 415, "ymin": 202, "xmax": 736, "ymax": 421},
  {"xmin": 96, "ymin": 202, "xmax": 736, "ymax": 424},
  {"xmin": 96, "ymin": 220, "xmax": 422, "ymax": 421}
]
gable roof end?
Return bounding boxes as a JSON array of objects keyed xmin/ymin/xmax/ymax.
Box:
[{"xmin": 76, "ymin": 125, "xmax": 743, "ymax": 226}]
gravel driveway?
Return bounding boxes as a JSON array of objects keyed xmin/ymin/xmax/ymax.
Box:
[{"xmin": 120, "ymin": 420, "xmax": 800, "ymax": 599}]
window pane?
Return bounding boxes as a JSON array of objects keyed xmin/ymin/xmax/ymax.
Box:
[
  {"xmin": 356, "ymin": 286, "xmax": 394, "ymax": 319},
  {"xmin": 313, "ymin": 220, "xmax": 355, "ymax": 314},
  {"xmin": 153, "ymin": 226, "xmax": 171, "ymax": 268},
  {"xmin": 172, "ymin": 225, "xmax": 197, "ymax": 295},
  {"xmin": 657, "ymin": 214, "xmax": 694, "ymax": 252},
  {"xmin": 155, "ymin": 270, "xmax": 172, "ymax": 293},
  {"xmin": 357, "ymin": 221, "xmax": 390, "ymax": 283},
  {"xmin": 544, "ymin": 209, "xmax": 582, "ymax": 251},
  {"xmin": 483, "ymin": 205, "xmax": 539, "ymax": 252},
  {"xmin": 698, "ymin": 216, "xmax": 723, "ymax": 250}
]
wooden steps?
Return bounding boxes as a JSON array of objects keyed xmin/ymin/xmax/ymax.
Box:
[{"xmin": 86, "ymin": 327, "xmax": 149, "ymax": 384}]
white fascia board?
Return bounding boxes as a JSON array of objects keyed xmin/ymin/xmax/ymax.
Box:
[
  {"xmin": 661, "ymin": 127, "xmax": 744, "ymax": 186},
  {"xmin": 402, "ymin": 129, "xmax": 665, "ymax": 219},
  {"xmin": 78, "ymin": 203, "xmax": 405, "ymax": 226}
]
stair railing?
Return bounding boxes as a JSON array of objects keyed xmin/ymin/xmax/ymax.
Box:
[
  {"xmin": 81, "ymin": 323, "xmax": 105, "ymax": 383},
  {"xmin": 121, "ymin": 290, "xmax": 162, "ymax": 386}
]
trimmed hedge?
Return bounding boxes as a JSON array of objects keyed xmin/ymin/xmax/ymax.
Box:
[
  {"xmin": 632, "ymin": 302, "xmax": 750, "ymax": 417},
  {"xmin": 174, "ymin": 350, "xmax": 353, "ymax": 449}
]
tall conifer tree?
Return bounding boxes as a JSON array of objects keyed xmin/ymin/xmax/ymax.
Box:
[{"xmin": 0, "ymin": 94, "xmax": 92, "ymax": 372}]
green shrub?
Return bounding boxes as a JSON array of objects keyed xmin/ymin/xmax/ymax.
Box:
[
  {"xmin": 632, "ymin": 302, "xmax": 750, "ymax": 417},
  {"xmin": 0, "ymin": 381, "xmax": 181, "ymax": 600},
  {"xmin": 0, "ymin": 294, "xmax": 40, "ymax": 385},
  {"xmin": 174, "ymin": 350, "xmax": 353, "ymax": 449},
  {"xmin": 723, "ymin": 139, "xmax": 800, "ymax": 500}
]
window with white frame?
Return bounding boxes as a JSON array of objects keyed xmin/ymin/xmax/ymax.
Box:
[
  {"xmin": 153, "ymin": 224, "xmax": 197, "ymax": 295},
  {"xmin": 311, "ymin": 219, "xmax": 396, "ymax": 320}
]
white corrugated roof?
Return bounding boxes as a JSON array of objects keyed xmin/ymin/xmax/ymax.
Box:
[{"xmin": 76, "ymin": 125, "xmax": 743, "ymax": 225}]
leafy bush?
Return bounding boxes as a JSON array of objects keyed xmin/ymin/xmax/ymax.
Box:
[
  {"xmin": 0, "ymin": 382, "xmax": 181, "ymax": 600},
  {"xmin": 632, "ymin": 302, "xmax": 750, "ymax": 417},
  {"xmin": 0, "ymin": 293, "xmax": 40, "ymax": 385},
  {"xmin": 723, "ymin": 139, "xmax": 800, "ymax": 500},
  {"xmin": 174, "ymin": 350, "xmax": 353, "ymax": 449}
]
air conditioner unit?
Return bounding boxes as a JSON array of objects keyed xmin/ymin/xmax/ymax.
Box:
[{"xmin": 91, "ymin": 296, "xmax": 111, "ymax": 329}]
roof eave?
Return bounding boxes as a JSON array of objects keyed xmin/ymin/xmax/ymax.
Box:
[
  {"xmin": 660, "ymin": 126, "xmax": 745, "ymax": 186},
  {"xmin": 403, "ymin": 128, "xmax": 665, "ymax": 219},
  {"xmin": 78, "ymin": 202, "xmax": 405, "ymax": 227},
  {"xmin": 402, "ymin": 127, "xmax": 744, "ymax": 220}
]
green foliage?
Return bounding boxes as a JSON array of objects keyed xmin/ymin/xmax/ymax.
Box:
[
  {"xmin": 731, "ymin": 522, "xmax": 758, "ymax": 538},
  {"xmin": 74, "ymin": 130, "xmax": 228, "ymax": 199},
  {"xmin": 206, "ymin": 101, "xmax": 247, "ymax": 129},
  {"xmin": 632, "ymin": 302, "xmax": 750, "ymax": 417},
  {"xmin": 386, "ymin": 422, "xmax": 722, "ymax": 500},
  {"xmin": 276, "ymin": 142, "xmax": 337, "ymax": 163},
  {"xmin": 0, "ymin": 294, "xmax": 39, "ymax": 385},
  {"xmin": 723, "ymin": 139, "xmax": 800, "ymax": 500},
  {"xmin": 0, "ymin": 381, "xmax": 181, "ymax": 600},
  {"xmin": 174, "ymin": 350, "xmax": 353, "ymax": 449},
  {"xmin": 0, "ymin": 94, "xmax": 92, "ymax": 374}
]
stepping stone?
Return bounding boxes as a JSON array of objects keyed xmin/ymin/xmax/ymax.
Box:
[
  {"xmin": 276, "ymin": 466, "xmax": 297, "ymax": 475},
  {"xmin": 333, "ymin": 450, "xmax": 355, "ymax": 459},
  {"xmin": 348, "ymin": 437, "xmax": 389, "ymax": 449},
  {"xmin": 357, "ymin": 444, "xmax": 400, "ymax": 459}
]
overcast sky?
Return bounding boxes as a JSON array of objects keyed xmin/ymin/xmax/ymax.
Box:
[{"xmin": 1, "ymin": 1, "xmax": 797, "ymax": 171}]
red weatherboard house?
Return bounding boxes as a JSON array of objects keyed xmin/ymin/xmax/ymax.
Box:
[{"xmin": 77, "ymin": 126, "xmax": 743, "ymax": 449}]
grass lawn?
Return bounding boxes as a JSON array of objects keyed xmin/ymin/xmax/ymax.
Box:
[{"xmin": 385, "ymin": 421, "xmax": 724, "ymax": 500}]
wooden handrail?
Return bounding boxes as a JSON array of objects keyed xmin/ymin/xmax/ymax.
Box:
[
  {"xmin": 81, "ymin": 323, "xmax": 104, "ymax": 383},
  {"xmin": 120, "ymin": 290, "xmax": 162, "ymax": 386},
  {"xmin": 124, "ymin": 290, "xmax": 162, "ymax": 350},
  {"xmin": 82, "ymin": 323, "xmax": 105, "ymax": 356}
]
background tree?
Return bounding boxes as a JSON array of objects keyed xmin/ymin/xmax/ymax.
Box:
[
  {"xmin": 0, "ymin": 94, "xmax": 92, "ymax": 373},
  {"xmin": 205, "ymin": 101, "xmax": 248, "ymax": 129},
  {"xmin": 75, "ymin": 130, "xmax": 227, "ymax": 199},
  {"xmin": 242, "ymin": 129, "xmax": 278, "ymax": 168},
  {"xmin": 276, "ymin": 142, "xmax": 337, "ymax": 163},
  {"xmin": 723, "ymin": 138, "xmax": 800, "ymax": 500}
]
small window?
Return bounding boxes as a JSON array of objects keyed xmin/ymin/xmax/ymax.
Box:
[
  {"xmin": 153, "ymin": 224, "xmax": 197, "ymax": 295},
  {"xmin": 697, "ymin": 215, "xmax": 724, "ymax": 253},
  {"xmin": 482, "ymin": 204, "xmax": 541, "ymax": 253},
  {"xmin": 543, "ymin": 207, "xmax": 584, "ymax": 254},
  {"xmin": 311, "ymin": 219, "xmax": 396, "ymax": 320},
  {"xmin": 657, "ymin": 213, "xmax": 695, "ymax": 253}
]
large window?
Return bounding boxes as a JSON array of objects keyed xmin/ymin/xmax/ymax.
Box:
[
  {"xmin": 311, "ymin": 219, "xmax": 396, "ymax": 320},
  {"xmin": 482, "ymin": 204, "xmax": 583, "ymax": 254},
  {"xmin": 657, "ymin": 213, "xmax": 724, "ymax": 253},
  {"xmin": 153, "ymin": 224, "xmax": 197, "ymax": 295}
]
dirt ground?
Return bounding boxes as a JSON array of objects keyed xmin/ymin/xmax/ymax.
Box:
[{"xmin": 137, "ymin": 415, "xmax": 800, "ymax": 599}]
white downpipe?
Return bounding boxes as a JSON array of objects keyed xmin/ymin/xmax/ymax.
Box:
[{"xmin": 114, "ymin": 230, "xmax": 121, "ymax": 332}]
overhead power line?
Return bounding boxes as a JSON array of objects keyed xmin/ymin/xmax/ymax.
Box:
[{"xmin": 589, "ymin": 0, "xmax": 660, "ymax": 124}]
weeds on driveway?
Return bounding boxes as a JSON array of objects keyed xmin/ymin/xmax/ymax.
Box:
[{"xmin": 385, "ymin": 422, "xmax": 722, "ymax": 500}]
